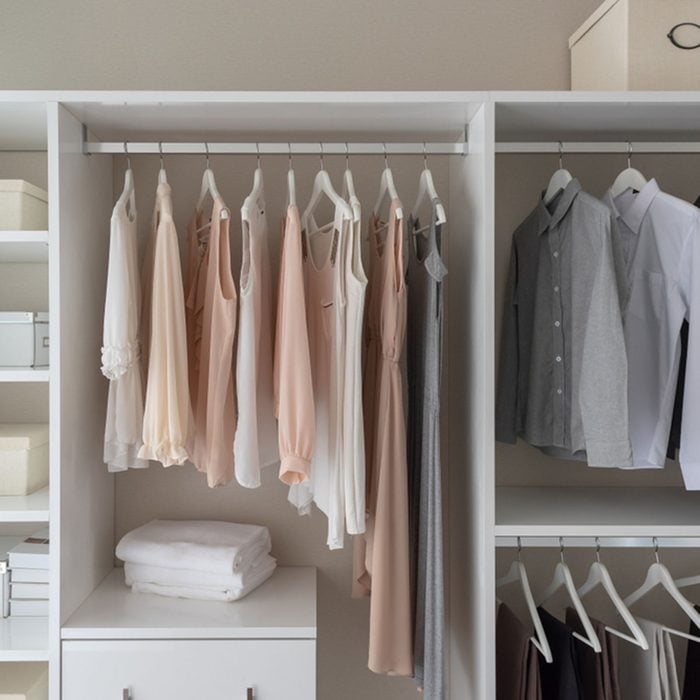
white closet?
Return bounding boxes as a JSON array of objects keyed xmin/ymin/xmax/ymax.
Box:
[
  {"xmin": 0, "ymin": 92, "xmax": 487, "ymax": 700},
  {"xmin": 2, "ymin": 90, "xmax": 700, "ymax": 700}
]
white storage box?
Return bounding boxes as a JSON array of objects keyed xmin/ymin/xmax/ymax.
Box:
[
  {"xmin": 570, "ymin": 0, "xmax": 700, "ymax": 90},
  {"xmin": 0, "ymin": 424, "xmax": 49, "ymax": 496},
  {"xmin": 0, "ymin": 662, "xmax": 48, "ymax": 700},
  {"xmin": 0, "ymin": 180, "xmax": 48, "ymax": 231},
  {"xmin": 0, "ymin": 313, "xmax": 49, "ymax": 368}
]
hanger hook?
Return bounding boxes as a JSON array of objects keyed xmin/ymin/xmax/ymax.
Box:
[
  {"xmin": 288, "ymin": 143, "xmax": 293, "ymax": 171},
  {"xmin": 123, "ymin": 141, "xmax": 131, "ymax": 170},
  {"xmin": 204, "ymin": 142, "xmax": 210, "ymax": 169},
  {"xmin": 653, "ymin": 536, "xmax": 660, "ymax": 563},
  {"xmin": 345, "ymin": 142, "xmax": 350, "ymax": 170},
  {"xmin": 319, "ymin": 142, "xmax": 325, "ymax": 170},
  {"xmin": 559, "ymin": 536, "xmax": 565, "ymax": 563},
  {"xmin": 423, "ymin": 141, "xmax": 428, "ymax": 170},
  {"xmin": 558, "ymin": 141, "xmax": 564, "ymax": 170},
  {"xmin": 383, "ymin": 142, "xmax": 388, "ymax": 169},
  {"xmin": 595, "ymin": 536, "xmax": 601, "ymax": 563},
  {"xmin": 256, "ymin": 142, "xmax": 261, "ymax": 169},
  {"xmin": 158, "ymin": 141, "xmax": 164, "ymax": 170},
  {"xmin": 627, "ymin": 141, "xmax": 632, "ymax": 169},
  {"xmin": 516, "ymin": 536, "xmax": 522, "ymax": 561}
]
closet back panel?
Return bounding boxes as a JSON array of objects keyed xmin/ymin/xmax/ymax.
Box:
[
  {"xmin": 53, "ymin": 104, "xmax": 115, "ymax": 633},
  {"xmin": 109, "ymin": 149, "xmax": 452, "ymax": 700}
]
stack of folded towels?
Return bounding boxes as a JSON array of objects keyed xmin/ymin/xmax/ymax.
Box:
[{"xmin": 115, "ymin": 520, "xmax": 276, "ymax": 602}]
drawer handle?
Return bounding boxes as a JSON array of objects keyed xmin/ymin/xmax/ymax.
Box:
[
  {"xmin": 247, "ymin": 688, "xmax": 254, "ymax": 700},
  {"xmin": 122, "ymin": 689, "xmax": 132, "ymax": 700}
]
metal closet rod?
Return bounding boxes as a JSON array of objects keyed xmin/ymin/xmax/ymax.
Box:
[
  {"xmin": 497, "ymin": 141, "xmax": 700, "ymax": 154},
  {"xmin": 496, "ymin": 535, "xmax": 700, "ymax": 548},
  {"xmin": 84, "ymin": 141, "xmax": 468, "ymax": 156}
]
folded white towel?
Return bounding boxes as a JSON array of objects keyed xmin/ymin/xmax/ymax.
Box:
[
  {"xmin": 115, "ymin": 520, "xmax": 271, "ymax": 575},
  {"xmin": 128, "ymin": 555, "xmax": 277, "ymax": 602},
  {"xmin": 124, "ymin": 552, "xmax": 275, "ymax": 591}
]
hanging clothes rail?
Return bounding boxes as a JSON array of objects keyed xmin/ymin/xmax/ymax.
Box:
[
  {"xmin": 83, "ymin": 140, "xmax": 468, "ymax": 156},
  {"xmin": 497, "ymin": 141, "xmax": 700, "ymax": 153},
  {"xmin": 497, "ymin": 536, "xmax": 700, "ymax": 549}
]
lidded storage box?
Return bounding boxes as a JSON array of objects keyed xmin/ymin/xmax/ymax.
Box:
[
  {"xmin": 0, "ymin": 180, "xmax": 48, "ymax": 230},
  {"xmin": 0, "ymin": 424, "xmax": 49, "ymax": 496},
  {"xmin": 0, "ymin": 313, "xmax": 49, "ymax": 368},
  {"xmin": 570, "ymin": 0, "xmax": 700, "ymax": 90}
]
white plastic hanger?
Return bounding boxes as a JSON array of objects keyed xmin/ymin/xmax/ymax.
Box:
[
  {"xmin": 496, "ymin": 538, "xmax": 553, "ymax": 663},
  {"xmin": 196, "ymin": 144, "xmax": 228, "ymax": 221},
  {"xmin": 286, "ymin": 143, "xmax": 296, "ymax": 208},
  {"xmin": 536, "ymin": 538, "xmax": 602, "ymax": 652},
  {"xmin": 624, "ymin": 538, "xmax": 700, "ymax": 642},
  {"xmin": 157, "ymin": 142, "xmax": 168, "ymax": 185},
  {"xmin": 302, "ymin": 142, "xmax": 353, "ymax": 228},
  {"xmin": 342, "ymin": 143, "xmax": 361, "ymax": 224},
  {"xmin": 117, "ymin": 142, "xmax": 135, "ymax": 216},
  {"xmin": 242, "ymin": 143, "xmax": 264, "ymax": 223},
  {"xmin": 543, "ymin": 142, "xmax": 573, "ymax": 205},
  {"xmin": 411, "ymin": 143, "xmax": 447, "ymax": 234},
  {"xmin": 577, "ymin": 538, "xmax": 649, "ymax": 649},
  {"xmin": 373, "ymin": 143, "xmax": 403, "ymax": 224},
  {"xmin": 610, "ymin": 142, "xmax": 648, "ymax": 198}
]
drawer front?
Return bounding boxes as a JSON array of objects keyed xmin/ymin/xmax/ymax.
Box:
[{"xmin": 62, "ymin": 639, "xmax": 316, "ymax": 700}]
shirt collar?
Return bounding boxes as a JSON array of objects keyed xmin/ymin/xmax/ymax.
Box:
[
  {"xmin": 606, "ymin": 178, "xmax": 660, "ymax": 234},
  {"xmin": 536, "ymin": 178, "xmax": 582, "ymax": 235}
]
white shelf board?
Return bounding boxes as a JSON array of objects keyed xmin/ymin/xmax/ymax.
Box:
[
  {"xmin": 0, "ymin": 486, "xmax": 49, "ymax": 522},
  {"xmin": 0, "ymin": 616, "xmax": 48, "ymax": 661},
  {"xmin": 495, "ymin": 486, "xmax": 700, "ymax": 537},
  {"xmin": 62, "ymin": 567, "xmax": 317, "ymax": 640},
  {"xmin": 0, "ymin": 368, "xmax": 49, "ymax": 383},
  {"xmin": 495, "ymin": 97, "xmax": 700, "ymax": 142},
  {"xmin": 0, "ymin": 231, "xmax": 49, "ymax": 262}
]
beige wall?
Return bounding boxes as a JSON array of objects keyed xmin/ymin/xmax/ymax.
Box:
[{"xmin": 0, "ymin": 0, "xmax": 602, "ymax": 91}]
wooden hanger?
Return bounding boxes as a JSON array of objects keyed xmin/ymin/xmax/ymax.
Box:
[
  {"xmin": 536, "ymin": 538, "xmax": 601, "ymax": 652},
  {"xmin": 577, "ymin": 538, "xmax": 648, "ymax": 649},
  {"xmin": 543, "ymin": 142, "xmax": 573, "ymax": 205},
  {"xmin": 373, "ymin": 143, "xmax": 403, "ymax": 226},
  {"xmin": 411, "ymin": 143, "xmax": 447, "ymax": 235},
  {"xmin": 610, "ymin": 142, "xmax": 648, "ymax": 198},
  {"xmin": 624, "ymin": 538, "xmax": 700, "ymax": 642},
  {"xmin": 496, "ymin": 538, "xmax": 553, "ymax": 663},
  {"xmin": 242, "ymin": 143, "xmax": 264, "ymax": 224},
  {"xmin": 196, "ymin": 144, "xmax": 227, "ymax": 223}
]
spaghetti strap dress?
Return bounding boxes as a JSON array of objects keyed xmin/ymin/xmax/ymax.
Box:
[{"xmin": 353, "ymin": 198, "xmax": 412, "ymax": 677}]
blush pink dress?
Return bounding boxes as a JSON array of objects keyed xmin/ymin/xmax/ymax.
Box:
[
  {"xmin": 190, "ymin": 198, "xmax": 238, "ymax": 487},
  {"xmin": 353, "ymin": 198, "xmax": 412, "ymax": 676}
]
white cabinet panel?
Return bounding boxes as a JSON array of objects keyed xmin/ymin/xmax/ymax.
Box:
[{"xmin": 62, "ymin": 639, "xmax": 316, "ymax": 700}]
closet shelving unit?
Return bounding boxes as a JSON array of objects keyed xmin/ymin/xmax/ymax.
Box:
[
  {"xmin": 483, "ymin": 91, "xmax": 700, "ymax": 700},
  {"xmin": 1, "ymin": 90, "xmax": 698, "ymax": 699},
  {"xmin": 8, "ymin": 91, "xmax": 489, "ymax": 700},
  {"xmin": 0, "ymin": 101, "xmax": 51, "ymax": 666}
]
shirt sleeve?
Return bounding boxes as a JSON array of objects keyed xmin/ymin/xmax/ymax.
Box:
[
  {"xmin": 678, "ymin": 219, "xmax": 700, "ymax": 487},
  {"xmin": 138, "ymin": 217, "xmax": 191, "ymax": 467},
  {"xmin": 274, "ymin": 212, "xmax": 314, "ymax": 485},
  {"xmin": 495, "ymin": 241, "xmax": 519, "ymax": 444},
  {"xmin": 101, "ymin": 213, "xmax": 136, "ymax": 380},
  {"xmin": 579, "ymin": 213, "xmax": 633, "ymax": 467}
]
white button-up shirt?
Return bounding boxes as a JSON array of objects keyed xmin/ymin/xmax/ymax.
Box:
[{"xmin": 604, "ymin": 179, "xmax": 700, "ymax": 488}]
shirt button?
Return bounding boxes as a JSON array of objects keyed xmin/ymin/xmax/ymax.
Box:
[
  {"xmin": 554, "ymin": 321, "xmax": 560, "ymax": 327},
  {"xmin": 557, "ymin": 388, "xmax": 563, "ymax": 395},
  {"xmin": 553, "ymin": 251, "xmax": 559, "ymax": 258},
  {"xmin": 555, "ymin": 355, "xmax": 562, "ymax": 363},
  {"xmin": 554, "ymin": 285, "xmax": 559, "ymax": 292}
]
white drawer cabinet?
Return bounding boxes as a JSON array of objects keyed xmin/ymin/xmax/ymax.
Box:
[
  {"xmin": 62, "ymin": 639, "xmax": 316, "ymax": 700},
  {"xmin": 61, "ymin": 568, "xmax": 317, "ymax": 700}
]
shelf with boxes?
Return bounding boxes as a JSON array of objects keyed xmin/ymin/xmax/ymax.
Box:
[{"xmin": 0, "ymin": 231, "xmax": 49, "ymax": 264}]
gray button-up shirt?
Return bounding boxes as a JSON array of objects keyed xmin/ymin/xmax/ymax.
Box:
[{"xmin": 496, "ymin": 179, "xmax": 632, "ymax": 467}]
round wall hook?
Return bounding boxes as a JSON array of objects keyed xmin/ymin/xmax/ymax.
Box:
[{"xmin": 668, "ymin": 22, "xmax": 700, "ymax": 50}]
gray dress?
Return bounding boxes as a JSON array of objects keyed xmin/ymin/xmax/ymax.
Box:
[{"xmin": 407, "ymin": 200, "xmax": 447, "ymax": 699}]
